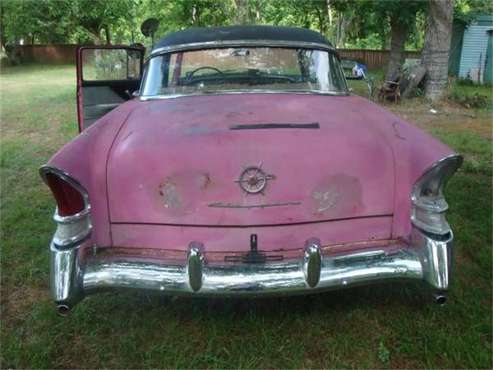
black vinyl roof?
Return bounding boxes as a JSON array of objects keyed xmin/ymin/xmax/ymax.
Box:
[{"xmin": 153, "ymin": 25, "xmax": 332, "ymax": 51}]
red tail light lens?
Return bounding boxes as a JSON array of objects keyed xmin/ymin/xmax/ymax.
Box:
[{"xmin": 44, "ymin": 173, "xmax": 85, "ymax": 216}]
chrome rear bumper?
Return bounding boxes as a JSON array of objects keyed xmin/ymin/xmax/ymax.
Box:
[{"xmin": 50, "ymin": 227, "xmax": 453, "ymax": 311}]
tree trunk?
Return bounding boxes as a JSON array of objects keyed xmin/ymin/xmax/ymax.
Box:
[
  {"xmin": 234, "ymin": 0, "xmax": 249, "ymax": 25},
  {"xmin": 386, "ymin": 16, "xmax": 410, "ymax": 80},
  {"xmin": 192, "ymin": 5, "xmax": 197, "ymax": 25},
  {"xmin": 316, "ymin": 8, "xmax": 326, "ymax": 35},
  {"xmin": 104, "ymin": 25, "xmax": 111, "ymax": 45},
  {"xmin": 327, "ymin": 0, "xmax": 332, "ymax": 26},
  {"xmin": 336, "ymin": 14, "xmax": 349, "ymax": 48},
  {"xmin": 421, "ymin": 0, "xmax": 454, "ymax": 101},
  {"xmin": 0, "ymin": 1, "xmax": 6, "ymax": 51}
]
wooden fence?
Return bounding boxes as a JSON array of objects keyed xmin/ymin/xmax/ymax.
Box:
[
  {"xmin": 337, "ymin": 48, "xmax": 421, "ymax": 69},
  {"xmin": 12, "ymin": 45, "xmax": 422, "ymax": 69},
  {"xmin": 13, "ymin": 44, "xmax": 78, "ymax": 64}
]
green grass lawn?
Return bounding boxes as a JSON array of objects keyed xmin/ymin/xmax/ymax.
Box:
[{"xmin": 1, "ymin": 64, "xmax": 492, "ymax": 369}]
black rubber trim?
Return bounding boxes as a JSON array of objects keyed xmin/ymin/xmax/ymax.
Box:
[{"xmin": 230, "ymin": 122, "xmax": 319, "ymax": 130}]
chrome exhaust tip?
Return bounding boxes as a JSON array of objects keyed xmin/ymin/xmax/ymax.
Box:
[{"xmin": 56, "ymin": 304, "xmax": 71, "ymax": 316}]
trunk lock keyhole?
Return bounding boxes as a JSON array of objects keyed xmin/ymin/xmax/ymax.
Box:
[{"xmin": 250, "ymin": 234, "xmax": 258, "ymax": 252}]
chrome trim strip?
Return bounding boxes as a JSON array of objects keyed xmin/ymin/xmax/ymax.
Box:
[
  {"xmin": 52, "ymin": 231, "xmax": 91, "ymax": 248},
  {"xmin": 49, "ymin": 227, "xmax": 454, "ymax": 308},
  {"xmin": 53, "ymin": 207, "xmax": 91, "ymax": 224},
  {"xmin": 208, "ymin": 201, "xmax": 301, "ymax": 209},
  {"xmin": 410, "ymin": 154, "xmax": 463, "ymax": 235},
  {"xmin": 414, "ymin": 154, "xmax": 464, "ymax": 183},
  {"xmin": 150, "ymin": 40, "xmax": 335, "ymax": 57}
]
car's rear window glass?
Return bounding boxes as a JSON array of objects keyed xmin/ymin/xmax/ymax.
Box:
[{"xmin": 141, "ymin": 47, "xmax": 347, "ymax": 96}]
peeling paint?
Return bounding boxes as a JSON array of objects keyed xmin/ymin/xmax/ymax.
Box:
[
  {"xmin": 313, "ymin": 189, "xmax": 340, "ymax": 212},
  {"xmin": 392, "ymin": 122, "xmax": 406, "ymax": 140},
  {"xmin": 159, "ymin": 181, "xmax": 181, "ymax": 209},
  {"xmin": 199, "ymin": 173, "xmax": 211, "ymax": 190},
  {"xmin": 311, "ymin": 174, "xmax": 363, "ymax": 215},
  {"xmin": 185, "ymin": 125, "xmax": 223, "ymax": 136}
]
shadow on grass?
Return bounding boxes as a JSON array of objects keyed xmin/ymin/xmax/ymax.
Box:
[{"xmin": 84, "ymin": 281, "xmax": 430, "ymax": 319}]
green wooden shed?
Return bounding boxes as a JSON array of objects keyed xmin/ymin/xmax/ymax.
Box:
[{"xmin": 449, "ymin": 14, "xmax": 493, "ymax": 84}]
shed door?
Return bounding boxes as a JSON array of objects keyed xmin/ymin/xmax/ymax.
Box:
[
  {"xmin": 484, "ymin": 30, "xmax": 493, "ymax": 84},
  {"xmin": 76, "ymin": 46, "xmax": 144, "ymax": 132}
]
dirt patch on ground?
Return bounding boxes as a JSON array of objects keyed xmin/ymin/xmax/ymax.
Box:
[
  {"xmin": 1, "ymin": 284, "xmax": 50, "ymax": 329},
  {"xmin": 385, "ymin": 99, "xmax": 492, "ymax": 140}
]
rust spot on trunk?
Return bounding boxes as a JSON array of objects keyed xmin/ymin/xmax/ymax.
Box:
[
  {"xmin": 311, "ymin": 174, "xmax": 363, "ymax": 215},
  {"xmin": 156, "ymin": 171, "xmax": 212, "ymax": 216},
  {"xmin": 159, "ymin": 180, "xmax": 182, "ymax": 210},
  {"xmin": 199, "ymin": 173, "xmax": 211, "ymax": 190},
  {"xmin": 392, "ymin": 122, "xmax": 406, "ymax": 140}
]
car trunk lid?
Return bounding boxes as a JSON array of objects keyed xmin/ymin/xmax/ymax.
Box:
[{"xmin": 107, "ymin": 93, "xmax": 394, "ymax": 226}]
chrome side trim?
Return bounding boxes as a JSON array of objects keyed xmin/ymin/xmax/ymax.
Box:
[
  {"xmin": 150, "ymin": 40, "xmax": 335, "ymax": 57},
  {"xmin": 48, "ymin": 227, "xmax": 454, "ymax": 308}
]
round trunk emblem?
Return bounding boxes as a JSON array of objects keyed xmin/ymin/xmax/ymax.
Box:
[{"xmin": 235, "ymin": 166, "xmax": 274, "ymax": 194}]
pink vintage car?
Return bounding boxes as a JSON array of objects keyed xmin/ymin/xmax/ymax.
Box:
[{"xmin": 41, "ymin": 26, "xmax": 462, "ymax": 314}]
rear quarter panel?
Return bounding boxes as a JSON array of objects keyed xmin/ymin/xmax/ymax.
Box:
[
  {"xmin": 47, "ymin": 100, "xmax": 139, "ymax": 246},
  {"xmin": 355, "ymin": 98, "xmax": 455, "ymax": 238}
]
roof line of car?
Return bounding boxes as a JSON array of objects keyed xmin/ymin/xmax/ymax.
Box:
[{"xmin": 149, "ymin": 39, "xmax": 336, "ymax": 58}]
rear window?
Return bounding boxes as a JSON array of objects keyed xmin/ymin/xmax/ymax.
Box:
[{"xmin": 141, "ymin": 47, "xmax": 347, "ymax": 96}]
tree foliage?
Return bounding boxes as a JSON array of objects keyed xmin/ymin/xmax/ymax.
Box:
[
  {"xmin": 1, "ymin": 0, "xmax": 138, "ymax": 46},
  {"xmin": 1, "ymin": 0, "xmax": 488, "ymax": 49},
  {"xmin": 0, "ymin": 0, "xmax": 416, "ymax": 48}
]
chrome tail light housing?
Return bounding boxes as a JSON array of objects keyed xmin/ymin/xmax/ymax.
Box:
[
  {"xmin": 40, "ymin": 166, "xmax": 91, "ymax": 247},
  {"xmin": 411, "ymin": 155, "xmax": 463, "ymax": 235}
]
